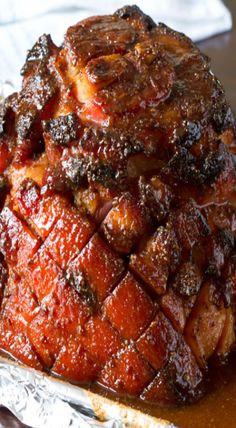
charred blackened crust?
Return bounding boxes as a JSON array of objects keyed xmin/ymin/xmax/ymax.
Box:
[
  {"xmin": 114, "ymin": 5, "xmax": 156, "ymax": 31},
  {"xmin": 43, "ymin": 113, "xmax": 79, "ymax": 145},
  {"xmin": 200, "ymin": 148, "xmax": 225, "ymax": 184},
  {"xmin": 15, "ymin": 63, "xmax": 58, "ymax": 142},
  {"xmin": 167, "ymin": 143, "xmax": 226, "ymax": 186},
  {"xmin": 0, "ymin": 176, "xmax": 8, "ymax": 210},
  {"xmin": 0, "ymin": 93, "xmax": 18, "ymax": 136},
  {"xmin": 15, "ymin": 110, "xmax": 37, "ymax": 139},
  {"xmin": 176, "ymin": 121, "xmax": 202, "ymax": 149},
  {"xmin": 80, "ymin": 128, "xmax": 144, "ymax": 164},
  {"xmin": 21, "ymin": 34, "xmax": 58, "ymax": 76}
]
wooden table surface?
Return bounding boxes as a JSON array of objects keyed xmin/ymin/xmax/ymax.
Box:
[{"xmin": 0, "ymin": 1, "xmax": 236, "ymax": 427}]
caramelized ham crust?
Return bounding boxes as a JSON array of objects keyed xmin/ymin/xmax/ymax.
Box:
[{"xmin": 0, "ymin": 5, "xmax": 236, "ymax": 405}]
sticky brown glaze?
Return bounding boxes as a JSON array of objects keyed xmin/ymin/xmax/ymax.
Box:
[{"xmin": 0, "ymin": 5, "xmax": 236, "ymax": 406}]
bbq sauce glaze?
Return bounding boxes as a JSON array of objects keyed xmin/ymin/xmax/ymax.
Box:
[{"xmin": 89, "ymin": 352, "xmax": 236, "ymax": 428}]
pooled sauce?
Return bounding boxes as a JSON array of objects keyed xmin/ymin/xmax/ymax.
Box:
[
  {"xmin": 90, "ymin": 353, "xmax": 236, "ymax": 428},
  {"xmin": 1, "ymin": 349, "xmax": 236, "ymax": 427}
]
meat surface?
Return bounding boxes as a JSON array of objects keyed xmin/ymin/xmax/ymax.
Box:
[{"xmin": 0, "ymin": 5, "xmax": 236, "ymax": 405}]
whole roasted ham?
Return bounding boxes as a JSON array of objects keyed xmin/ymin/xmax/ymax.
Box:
[{"xmin": 0, "ymin": 5, "xmax": 236, "ymax": 405}]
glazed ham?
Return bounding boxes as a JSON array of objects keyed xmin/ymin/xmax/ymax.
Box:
[{"xmin": 0, "ymin": 5, "xmax": 236, "ymax": 405}]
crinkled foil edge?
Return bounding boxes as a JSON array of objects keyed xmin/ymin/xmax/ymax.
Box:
[{"xmin": 0, "ymin": 356, "xmax": 175, "ymax": 428}]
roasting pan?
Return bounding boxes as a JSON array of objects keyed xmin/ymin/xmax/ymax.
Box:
[{"xmin": 0, "ymin": 354, "xmax": 175, "ymax": 428}]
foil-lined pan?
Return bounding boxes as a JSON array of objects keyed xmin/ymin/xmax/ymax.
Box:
[{"xmin": 0, "ymin": 355, "xmax": 175, "ymax": 428}]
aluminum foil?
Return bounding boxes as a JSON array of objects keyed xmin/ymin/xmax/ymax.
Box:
[
  {"xmin": 0, "ymin": 359, "xmax": 116, "ymax": 428},
  {"xmin": 0, "ymin": 356, "xmax": 175, "ymax": 428}
]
